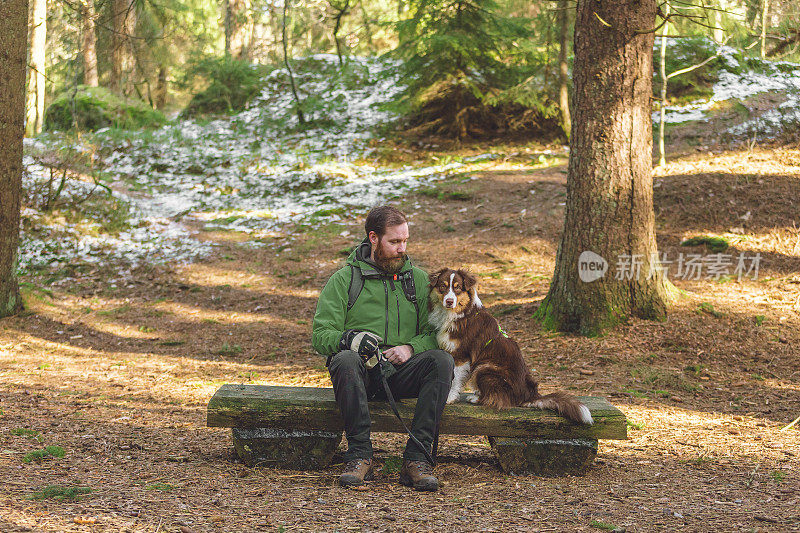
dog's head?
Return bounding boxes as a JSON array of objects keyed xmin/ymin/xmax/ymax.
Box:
[{"xmin": 428, "ymin": 268, "xmax": 478, "ymax": 313}]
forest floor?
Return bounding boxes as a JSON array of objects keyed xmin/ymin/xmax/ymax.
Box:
[{"xmin": 1, "ymin": 141, "xmax": 799, "ymax": 532}]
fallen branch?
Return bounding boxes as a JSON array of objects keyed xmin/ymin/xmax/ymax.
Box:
[{"xmin": 779, "ymin": 414, "xmax": 799, "ymax": 432}]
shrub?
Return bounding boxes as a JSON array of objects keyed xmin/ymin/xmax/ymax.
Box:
[
  {"xmin": 181, "ymin": 56, "xmax": 268, "ymax": 117},
  {"xmin": 391, "ymin": 0, "xmax": 561, "ymax": 140},
  {"xmin": 44, "ymin": 86, "xmax": 165, "ymax": 132}
]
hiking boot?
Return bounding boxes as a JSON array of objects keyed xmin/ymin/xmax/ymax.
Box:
[
  {"xmin": 338, "ymin": 458, "xmax": 374, "ymax": 487},
  {"xmin": 399, "ymin": 459, "xmax": 439, "ymax": 492}
]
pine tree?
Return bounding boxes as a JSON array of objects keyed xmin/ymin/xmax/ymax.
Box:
[
  {"xmin": 392, "ymin": 0, "xmax": 561, "ymax": 139},
  {"xmin": 395, "ymin": 0, "xmax": 526, "ymax": 102}
]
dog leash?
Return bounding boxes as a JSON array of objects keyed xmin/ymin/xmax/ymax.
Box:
[{"xmin": 375, "ymin": 358, "xmax": 438, "ymax": 466}]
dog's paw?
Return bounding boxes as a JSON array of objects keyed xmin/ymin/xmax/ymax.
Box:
[
  {"xmin": 465, "ymin": 393, "xmax": 479, "ymax": 404},
  {"xmin": 446, "ymin": 393, "xmax": 460, "ymax": 404}
]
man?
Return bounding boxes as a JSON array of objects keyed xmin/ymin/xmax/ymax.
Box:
[{"xmin": 312, "ymin": 205, "xmax": 453, "ymax": 492}]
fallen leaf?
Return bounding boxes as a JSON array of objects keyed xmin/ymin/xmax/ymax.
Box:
[{"xmin": 73, "ymin": 516, "xmax": 96, "ymax": 524}]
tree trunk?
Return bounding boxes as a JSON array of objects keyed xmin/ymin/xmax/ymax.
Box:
[
  {"xmin": 710, "ymin": 5, "xmax": 724, "ymax": 43},
  {"xmin": 111, "ymin": 0, "xmax": 136, "ymax": 95},
  {"xmin": 557, "ymin": 0, "xmax": 572, "ymax": 140},
  {"xmin": 225, "ymin": 0, "xmax": 252, "ymax": 60},
  {"xmin": 282, "ymin": 0, "xmax": 304, "ymax": 124},
  {"xmin": 331, "ymin": 1, "xmax": 350, "ymax": 67},
  {"xmin": 658, "ymin": 4, "xmax": 669, "ymax": 167},
  {"xmin": 25, "ymin": 0, "xmax": 45, "ymax": 136},
  {"xmin": 0, "ymin": 0, "xmax": 28, "ymax": 317},
  {"xmin": 82, "ymin": 0, "xmax": 99, "ymax": 86},
  {"xmin": 359, "ymin": 1, "xmax": 374, "ymax": 49},
  {"xmin": 154, "ymin": 65, "xmax": 167, "ymax": 110},
  {"xmin": 535, "ymin": 0, "xmax": 674, "ymax": 336},
  {"xmin": 760, "ymin": 0, "xmax": 769, "ymax": 59}
]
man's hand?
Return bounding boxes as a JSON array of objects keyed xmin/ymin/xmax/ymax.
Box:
[
  {"xmin": 382, "ymin": 344, "xmax": 413, "ymax": 365},
  {"xmin": 339, "ymin": 330, "xmax": 383, "ymax": 359}
]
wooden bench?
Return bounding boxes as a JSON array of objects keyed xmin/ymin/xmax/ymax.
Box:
[{"xmin": 207, "ymin": 384, "xmax": 627, "ymax": 476}]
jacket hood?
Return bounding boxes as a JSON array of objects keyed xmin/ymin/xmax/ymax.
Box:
[{"xmin": 347, "ymin": 237, "xmax": 412, "ymax": 274}]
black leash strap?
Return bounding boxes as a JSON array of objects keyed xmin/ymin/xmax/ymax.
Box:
[{"xmin": 378, "ymin": 360, "xmax": 437, "ymax": 466}]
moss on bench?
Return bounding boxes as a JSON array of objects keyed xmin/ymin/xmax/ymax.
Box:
[{"xmin": 207, "ymin": 384, "xmax": 627, "ymax": 475}]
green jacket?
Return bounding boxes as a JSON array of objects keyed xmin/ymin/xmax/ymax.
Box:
[{"xmin": 312, "ymin": 240, "xmax": 438, "ymax": 357}]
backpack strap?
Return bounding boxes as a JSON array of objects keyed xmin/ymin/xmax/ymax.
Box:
[
  {"xmin": 347, "ymin": 263, "xmax": 381, "ymax": 309},
  {"xmin": 398, "ymin": 266, "xmax": 420, "ymax": 336},
  {"xmin": 347, "ymin": 264, "xmax": 364, "ymax": 310},
  {"xmin": 347, "ymin": 262, "xmax": 421, "ymax": 335}
]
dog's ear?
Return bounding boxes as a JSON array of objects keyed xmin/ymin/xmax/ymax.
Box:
[
  {"xmin": 459, "ymin": 270, "xmax": 478, "ymax": 292},
  {"xmin": 429, "ymin": 268, "xmax": 447, "ymax": 287}
]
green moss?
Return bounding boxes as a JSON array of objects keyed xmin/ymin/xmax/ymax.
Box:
[
  {"xmin": 533, "ymin": 294, "xmax": 627, "ymax": 337},
  {"xmin": 697, "ymin": 302, "xmax": 724, "ymax": 318},
  {"xmin": 590, "ymin": 519, "xmax": 620, "ymax": 531},
  {"xmin": 44, "ymin": 86, "xmax": 165, "ymax": 132},
  {"xmin": 382, "ymin": 455, "xmax": 404, "ymax": 474},
  {"xmin": 28, "ymin": 485, "xmax": 92, "ymax": 501},
  {"xmin": 11, "ymin": 428, "xmax": 42, "ymax": 440},
  {"xmin": 680, "ymin": 235, "xmax": 729, "ymax": 253},
  {"xmin": 23, "ymin": 445, "xmax": 65, "ymax": 463},
  {"xmin": 145, "ymin": 482, "xmax": 174, "ymax": 491},
  {"xmin": 216, "ymin": 343, "xmax": 243, "ymax": 355}
]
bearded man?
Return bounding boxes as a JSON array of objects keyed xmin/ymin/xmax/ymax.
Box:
[{"xmin": 312, "ymin": 205, "xmax": 453, "ymax": 491}]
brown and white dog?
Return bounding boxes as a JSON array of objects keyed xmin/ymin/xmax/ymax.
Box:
[{"xmin": 428, "ymin": 268, "xmax": 593, "ymax": 425}]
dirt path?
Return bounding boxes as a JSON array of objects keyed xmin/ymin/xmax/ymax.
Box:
[{"xmin": 1, "ymin": 146, "xmax": 799, "ymax": 532}]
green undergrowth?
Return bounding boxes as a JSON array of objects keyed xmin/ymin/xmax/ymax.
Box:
[
  {"xmin": 11, "ymin": 428, "xmax": 42, "ymax": 441},
  {"xmin": 23, "ymin": 445, "xmax": 66, "ymax": 463},
  {"xmin": 181, "ymin": 56, "xmax": 270, "ymax": 117},
  {"xmin": 680, "ymin": 235, "xmax": 730, "ymax": 253},
  {"xmin": 44, "ymin": 86, "xmax": 165, "ymax": 132},
  {"xmin": 381, "ymin": 455, "xmax": 404, "ymax": 475},
  {"xmin": 28, "ymin": 485, "xmax": 93, "ymax": 501}
]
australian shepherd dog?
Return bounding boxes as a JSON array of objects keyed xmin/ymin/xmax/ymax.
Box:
[{"xmin": 428, "ymin": 268, "xmax": 593, "ymax": 425}]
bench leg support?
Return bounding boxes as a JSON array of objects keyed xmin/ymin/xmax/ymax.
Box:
[
  {"xmin": 488, "ymin": 436, "xmax": 598, "ymax": 476},
  {"xmin": 232, "ymin": 428, "xmax": 342, "ymax": 469}
]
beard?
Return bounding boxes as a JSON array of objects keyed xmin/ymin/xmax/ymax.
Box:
[{"xmin": 374, "ymin": 241, "xmax": 407, "ymax": 273}]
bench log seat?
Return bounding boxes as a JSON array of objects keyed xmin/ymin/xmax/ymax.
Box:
[{"xmin": 207, "ymin": 384, "xmax": 627, "ymax": 476}]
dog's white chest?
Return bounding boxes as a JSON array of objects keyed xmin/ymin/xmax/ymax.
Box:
[
  {"xmin": 437, "ymin": 329, "xmax": 458, "ymax": 353},
  {"xmin": 429, "ymin": 305, "xmax": 460, "ymax": 353}
]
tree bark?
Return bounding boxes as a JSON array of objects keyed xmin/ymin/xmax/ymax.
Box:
[
  {"xmin": 557, "ymin": 0, "xmax": 572, "ymax": 140},
  {"xmin": 111, "ymin": 0, "xmax": 136, "ymax": 95},
  {"xmin": 535, "ymin": 0, "xmax": 674, "ymax": 336},
  {"xmin": 154, "ymin": 65, "xmax": 167, "ymax": 110},
  {"xmin": 82, "ymin": 0, "xmax": 99, "ymax": 86},
  {"xmin": 0, "ymin": 0, "xmax": 28, "ymax": 317},
  {"xmin": 25, "ymin": 0, "xmax": 45, "ymax": 136},
  {"xmin": 710, "ymin": 4, "xmax": 724, "ymax": 43},
  {"xmin": 658, "ymin": 4, "xmax": 669, "ymax": 167},
  {"xmin": 331, "ymin": 0, "xmax": 351, "ymax": 68},
  {"xmin": 282, "ymin": 0, "xmax": 305, "ymax": 124},
  {"xmin": 760, "ymin": 0, "xmax": 769, "ymax": 59},
  {"xmin": 225, "ymin": 0, "xmax": 252, "ymax": 60}
]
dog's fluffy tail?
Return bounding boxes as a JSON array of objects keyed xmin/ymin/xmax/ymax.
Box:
[{"xmin": 523, "ymin": 376, "xmax": 593, "ymax": 425}]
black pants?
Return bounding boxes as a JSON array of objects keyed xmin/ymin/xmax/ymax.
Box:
[{"xmin": 328, "ymin": 349, "xmax": 454, "ymax": 464}]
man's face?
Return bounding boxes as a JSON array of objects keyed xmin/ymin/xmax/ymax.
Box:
[{"xmin": 370, "ymin": 223, "xmax": 409, "ymax": 273}]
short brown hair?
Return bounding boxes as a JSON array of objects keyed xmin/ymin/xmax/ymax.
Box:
[{"xmin": 365, "ymin": 205, "xmax": 407, "ymax": 237}]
